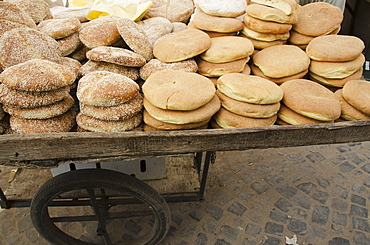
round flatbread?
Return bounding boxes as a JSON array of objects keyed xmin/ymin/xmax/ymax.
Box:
[
  {"xmin": 142, "ymin": 70, "xmax": 216, "ymax": 110},
  {"xmin": 342, "ymin": 80, "xmax": 370, "ymax": 116},
  {"xmin": 334, "ymin": 89, "xmax": 370, "ymax": 121},
  {"xmin": 86, "ymin": 46, "xmax": 146, "ymax": 67}
]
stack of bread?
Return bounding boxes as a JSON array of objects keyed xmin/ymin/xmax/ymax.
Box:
[
  {"xmin": 38, "ymin": 17, "xmax": 82, "ymax": 57},
  {"xmin": 141, "ymin": 70, "xmax": 220, "ymax": 131},
  {"xmin": 196, "ymin": 36, "xmax": 254, "ymax": 83},
  {"xmin": 288, "ymin": 2, "xmax": 343, "ymax": 50},
  {"xmin": 306, "ymin": 35, "xmax": 365, "ymax": 89},
  {"xmin": 251, "ymin": 44, "xmax": 310, "ymax": 84},
  {"xmin": 76, "ymin": 71, "xmax": 143, "ymax": 132},
  {"xmin": 189, "ymin": 0, "xmax": 245, "ymax": 38},
  {"xmin": 212, "ymin": 73, "xmax": 283, "ymax": 128},
  {"xmin": 277, "ymin": 79, "xmax": 341, "ymax": 125},
  {"xmin": 5, "ymin": 0, "xmax": 52, "ymax": 24},
  {"xmin": 333, "ymin": 80, "xmax": 370, "ymax": 121},
  {"xmin": 240, "ymin": 0, "xmax": 298, "ymax": 50},
  {"xmin": 0, "ymin": 59, "xmax": 77, "ymax": 133}
]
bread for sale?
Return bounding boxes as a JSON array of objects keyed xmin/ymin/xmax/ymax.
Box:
[
  {"xmin": 78, "ymin": 60, "xmax": 139, "ymax": 80},
  {"xmin": 139, "ymin": 58, "xmax": 198, "ymax": 80},
  {"xmin": 243, "ymin": 14, "xmax": 292, "ymax": 34},
  {"xmin": 68, "ymin": 44, "xmax": 90, "ymax": 62},
  {"xmin": 252, "ymin": 45, "xmax": 310, "ymax": 78},
  {"xmin": 77, "ymin": 71, "xmax": 140, "ymax": 107},
  {"xmin": 239, "ymin": 34, "xmax": 286, "ymax": 49},
  {"xmin": 213, "ymin": 107, "xmax": 277, "ymax": 128},
  {"xmin": 142, "ymin": 70, "xmax": 216, "ymax": 110},
  {"xmin": 143, "ymin": 95, "xmax": 220, "ymax": 124},
  {"xmin": 288, "ymin": 29, "xmax": 316, "ymax": 45},
  {"xmin": 10, "ymin": 109, "xmax": 76, "ymax": 134},
  {"xmin": 137, "ymin": 17, "xmax": 173, "ymax": 45},
  {"xmin": 0, "ymin": 84, "xmax": 70, "ymax": 108},
  {"xmin": 56, "ymin": 57, "xmax": 82, "ymax": 78},
  {"xmin": 342, "ymin": 80, "xmax": 370, "ymax": 116},
  {"xmin": 153, "ymin": 28, "xmax": 211, "ymax": 62},
  {"xmin": 308, "ymin": 68, "xmax": 363, "ymax": 88},
  {"xmin": 141, "ymin": 0, "xmax": 194, "ymax": 23},
  {"xmin": 245, "ymin": 4, "xmax": 298, "ymax": 24},
  {"xmin": 171, "ymin": 22, "xmax": 188, "ymax": 32},
  {"xmin": 57, "ymin": 32, "xmax": 81, "ymax": 57},
  {"xmin": 143, "ymin": 109, "xmax": 210, "ymax": 130},
  {"xmin": 79, "ymin": 15, "xmax": 121, "ymax": 49},
  {"xmin": 3, "ymin": 94, "xmax": 74, "ymax": 119},
  {"xmin": 195, "ymin": 0, "xmax": 246, "ymax": 18},
  {"xmin": 251, "ymin": 64, "xmax": 308, "ymax": 84},
  {"xmin": 309, "ymin": 53, "xmax": 365, "ymax": 79},
  {"xmin": 38, "ymin": 17, "xmax": 81, "ymax": 39},
  {"xmin": 117, "ymin": 17, "xmax": 153, "ymax": 61},
  {"xmin": 217, "ymin": 73, "xmax": 284, "ymax": 104},
  {"xmin": 197, "ymin": 57, "xmax": 249, "ymax": 77},
  {"xmin": 250, "ymin": 0, "xmax": 298, "ymax": 15},
  {"xmin": 280, "ymin": 79, "xmax": 341, "ymax": 121},
  {"xmin": 188, "ymin": 21, "xmax": 238, "ymax": 37},
  {"xmin": 0, "ymin": 26, "xmax": 61, "ymax": 69},
  {"xmin": 0, "ymin": 59, "xmax": 76, "ymax": 91},
  {"xmin": 0, "ymin": 1, "xmax": 36, "ymax": 36},
  {"xmin": 76, "ymin": 112, "xmax": 142, "ymax": 132},
  {"xmin": 216, "ymin": 90, "xmax": 280, "ymax": 118},
  {"xmin": 86, "ymin": 46, "xmax": 146, "ymax": 67},
  {"xmin": 6, "ymin": 0, "xmax": 52, "ymax": 24},
  {"xmin": 334, "ymin": 89, "xmax": 370, "ymax": 121},
  {"xmin": 200, "ymin": 36, "xmax": 254, "ymax": 63},
  {"xmin": 241, "ymin": 25, "xmax": 290, "ymax": 42},
  {"xmin": 292, "ymin": 2, "xmax": 343, "ymax": 36},
  {"xmin": 79, "ymin": 93, "xmax": 143, "ymax": 121},
  {"xmin": 278, "ymin": 103, "xmax": 331, "ymax": 125},
  {"xmin": 306, "ymin": 35, "xmax": 365, "ymax": 62},
  {"xmin": 192, "ymin": 8, "xmax": 244, "ymax": 33}
]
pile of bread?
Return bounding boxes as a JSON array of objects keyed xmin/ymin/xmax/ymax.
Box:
[{"xmin": 0, "ymin": 0, "xmax": 369, "ymax": 134}]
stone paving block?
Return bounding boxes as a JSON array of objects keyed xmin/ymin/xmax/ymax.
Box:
[
  {"xmin": 264, "ymin": 222, "xmax": 284, "ymax": 236},
  {"xmin": 245, "ymin": 223, "xmax": 261, "ymax": 237},
  {"xmin": 260, "ymin": 236, "xmax": 281, "ymax": 245},
  {"xmin": 287, "ymin": 219, "xmax": 307, "ymax": 235},
  {"xmin": 351, "ymin": 194, "xmax": 367, "ymax": 206},
  {"xmin": 311, "ymin": 190, "xmax": 330, "ymax": 204},
  {"xmin": 196, "ymin": 233, "xmax": 208, "ymax": 245},
  {"xmin": 332, "ymin": 211, "xmax": 348, "ymax": 226},
  {"xmin": 274, "ymin": 198, "xmax": 293, "ymax": 212},
  {"xmin": 352, "ymin": 217, "xmax": 370, "ymax": 232},
  {"xmin": 293, "ymin": 194, "xmax": 312, "ymax": 209},
  {"xmin": 350, "ymin": 205, "xmax": 368, "ymax": 218},
  {"xmin": 306, "ymin": 152, "xmax": 326, "ymax": 163},
  {"xmin": 227, "ymin": 202, "xmax": 247, "ymax": 217},
  {"xmin": 276, "ymin": 184, "xmax": 298, "ymax": 199},
  {"xmin": 205, "ymin": 204, "xmax": 223, "ymax": 221},
  {"xmin": 219, "ymin": 225, "xmax": 239, "ymax": 241},
  {"xmin": 331, "ymin": 197, "xmax": 349, "ymax": 212},
  {"xmin": 251, "ymin": 180, "xmax": 270, "ymax": 194},
  {"xmin": 316, "ymin": 177, "xmax": 331, "ymax": 188},
  {"xmin": 328, "ymin": 237, "xmax": 350, "ymax": 245},
  {"xmin": 312, "ymin": 205, "xmax": 330, "ymax": 225},
  {"xmin": 269, "ymin": 209, "xmax": 289, "ymax": 224},
  {"xmin": 353, "ymin": 231, "xmax": 370, "ymax": 245},
  {"xmin": 332, "ymin": 185, "xmax": 350, "ymax": 199},
  {"xmin": 292, "ymin": 208, "xmax": 308, "ymax": 220},
  {"xmin": 296, "ymin": 182, "xmax": 317, "ymax": 195}
]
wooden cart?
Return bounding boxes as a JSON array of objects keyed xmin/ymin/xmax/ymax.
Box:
[{"xmin": 1, "ymin": 120, "xmax": 370, "ymax": 245}]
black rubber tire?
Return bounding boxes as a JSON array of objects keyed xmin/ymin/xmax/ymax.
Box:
[{"xmin": 30, "ymin": 169, "xmax": 171, "ymax": 245}]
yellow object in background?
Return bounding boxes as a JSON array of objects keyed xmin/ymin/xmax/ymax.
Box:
[{"xmin": 69, "ymin": 0, "xmax": 152, "ymax": 21}]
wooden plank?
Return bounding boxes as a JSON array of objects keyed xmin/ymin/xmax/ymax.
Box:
[
  {"xmin": 4, "ymin": 155, "xmax": 199, "ymax": 200},
  {"xmin": 1, "ymin": 121, "xmax": 370, "ymax": 167}
]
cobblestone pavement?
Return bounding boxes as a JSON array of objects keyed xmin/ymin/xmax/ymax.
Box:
[{"xmin": 1, "ymin": 141, "xmax": 370, "ymax": 245}]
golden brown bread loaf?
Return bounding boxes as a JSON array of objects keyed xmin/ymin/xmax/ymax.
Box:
[
  {"xmin": 4, "ymin": 94, "xmax": 75, "ymax": 119},
  {"xmin": 278, "ymin": 103, "xmax": 332, "ymax": 125},
  {"xmin": 0, "ymin": 26, "xmax": 61, "ymax": 69},
  {"xmin": 38, "ymin": 17, "xmax": 81, "ymax": 39},
  {"xmin": 10, "ymin": 109, "xmax": 76, "ymax": 134},
  {"xmin": 153, "ymin": 29, "xmax": 211, "ymax": 62},
  {"xmin": 250, "ymin": 0, "xmax": 298, "ymax": 15},
  {"xmin": 142, "ymin": 70, "xmax": 216, "ymax": 110},
  {"xmin": 252, "ymin": 45, "xmax": 310, "ymax": 78},
  {"xmin": 57, "ymin": 32, "xmax": 81, "ymax": 57},
  {"xmin": 195, "ymin": 0, "xmax": 246, "ymax": 18},
  {"xmin": 5, "ymin": 0, "xmax": 52, "ymax": 24},
  {"xmin": 143, "ymin": 95, "xmax": 220, "ymax": 124},
  {"xmin": 0, "ymin": 59, "xmax": 76, "ymax": 91},
  {"xmin": 251, "ymin": 64, "xmax": 308, "ymax": 84},
  {"xmin": 244, "ymin": 14, "xmax": 293, "ymax": 34},
  {"xmin": 79, "ymin": 93, "xmax": 143, "ymax": 121},
  {"xmin": 308, "ymin": 68, "xmax": 363, "ymax": 88},
  {"xmin": 139, "ymin": 58, "xmax": 198, "ymax": 80},
  {"xmin": 137, "ymin": 17, "xmax": 173, "ymax": 45},
  {"xmin": 217, "ymin": 73, "xmax": 284, "ymax": 104},
  {"xmin": 196, "ymin": 57, "xmax": 249, "ymax": 77},
  {"xmin": 280, "ymin": 79, "xmax": 341, "ymax": 121},
  {"xmin": 212, "ymin": 107, "xmax": 277, "ymax": 128},
  {"xmin": 86, "ymin": 46, "xmax": 147, "ymax": 67},
  {"xmin": 117, "ymin": 17, "xmax": 153, "ymax": 61},
  {"xmin": 141, "ymin": 0, "xmax": 194, "ymax": 23},
  {"xmin": 0, "ymin": 84, "xmax": 70, "ymax": 108},
  {"xmin": 293, "ymin": 2, "xmax": 343, "ymax": 36},
  {"xmin": 77, "ymin": 71, "xmax": 139, "ymax": 107},
  {"xmin": 76, "ymin": 112, "xmax": 142, "ymax": 132},
  {"xmin": 342, "ymin": 80, "xmax": 370, "ymax": 116},
  {"xmin": 78, "ymin": 60, "xmax": 139, "ymax": 80},
  {"xmin": 334, "ymin": 89, "xmax": 370, "ymax": 121},
  {"xmin": 245, "ymin": 4, "xmax": 298, "ymax": 24}
]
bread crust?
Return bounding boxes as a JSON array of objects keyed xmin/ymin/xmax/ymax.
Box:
[
  {"xmin": 78, "ymin": 60, "xmax": 139, "ymax": 80},
  {"xmin": 334, "ymin": 89, "xmax": 370, "ymax": 121},
  {"xmin": 153, "ymin": 29, "xmax": 211, "ymax": 62},
  {"xmin": 196, "ymin": 0, "xmax": 246, "ymax": 18},
  {"xmin": 86, "ymin": 46, "xmax": 146, "ymax": 67},
  {"xmin": 280, "ymin": 79, "xmax": 341, "ymax": 121},
  {"xmin": 213, "ymin": 107, "xmax": 277, "ymax": 128},
  {"xmin": 143, "ymin": 95, "xmax": 220, "ymax": 124},
  {"xmin": 197, "ymin": 57, "xmax": 249, "ymax": 77},
  {"xmin": 342, "ymin": 80, "xmax": 370, "ymax": 116},
  {"xmin": 142, "ymin": 70, "xmax": 216, "ymax": 110},
  {"xmin": 217, "ymin": 73, "xmax": 284, "ymax": 104},
  {"xmin": 308, "ymin": 68, "xmax": 363, "ymax": 88},
  {"xmin": 0, "ymin": 59, "xmax": 76, "ymax": 91},
  {"xmin": 245, "ymin": 4, "xmax": 298, "ymax": 24},
  {"xmin": 244, "ymin": 14, "xmax": 292, "ymax": 34},
  {"xmin": 38, "ymin": 17, "xmax": 81, "ymax": 39},
  {"xmin": 251, "ymin": 64, "xmax": 308, "ymax": 84},
  {"xmin": 77, "ymin": 71, "xmax": 139, "ymax": 107},
  {"xmin": 278, "ymin": 103, "xmax": 330, "ymax": 125},
  {"xmin": 252, "ymin": 45, "xmax": 310, "ymax": 78},
  {"xmin": 250, "ymin": 0, "xmax": 298, "ymax": 15}
]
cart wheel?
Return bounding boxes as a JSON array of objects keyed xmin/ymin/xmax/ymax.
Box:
[{"xmin": 30, "ymin": 169, "xmax": 171, "ymax": 245}]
